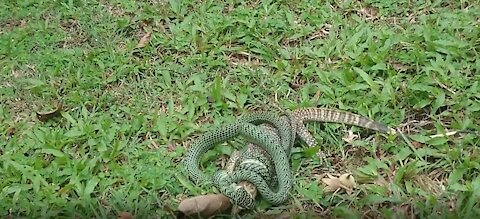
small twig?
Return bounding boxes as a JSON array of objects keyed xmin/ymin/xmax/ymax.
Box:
[
  {"xmin": 147, "ymin": 132, "xmax": 159, "ymax": 149},
  {"xmin": 429, "ymin": 131, "xmax": 459, "ymax": 138},
  {"xmin": 434, "ymin": 75, "xmax": 456, "ymax": 95},
  {"xmin": 396, "ymin": 128, "xmax": 427, "ymax": 162}
]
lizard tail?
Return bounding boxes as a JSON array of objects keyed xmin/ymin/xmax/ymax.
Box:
[{"xmin": 291, "ymin": 107, "xmax": 394, "ymax": 134}]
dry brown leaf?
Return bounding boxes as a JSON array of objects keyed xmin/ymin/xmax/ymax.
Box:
[
  {"xmin": 136, "ymin": 32, "xmax": 151, "ymax": 48},
  {"xmin": 321, "ymin": 173, "xmax": 356, "ymax": 195},
  {"xmin": 36, "ymin": 103, "xmax": 63, "ymax": 122},
  {"xmin": 117, "ymin": 211, "xmax": 133, "ymax": 219},
  {"xmin": 339, "ymin": 173, "xmax": 356, "ymax": 188},
  {"xmin": 178, "ymin": 194, "xmax": 231, "ymax": 218}
]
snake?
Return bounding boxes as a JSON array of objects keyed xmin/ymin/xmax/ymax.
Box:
[{"xmin": 183, "ymin": 108, "xmax": 395, "ymax": 209}]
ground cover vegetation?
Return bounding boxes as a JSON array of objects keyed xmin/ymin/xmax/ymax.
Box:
[{"xmin": 1, "ymin": 0, "xmax": 479, "ymax": 218}]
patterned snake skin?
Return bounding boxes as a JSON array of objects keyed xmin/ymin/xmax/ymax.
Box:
[{"xmin": 183, "ymin": 108, "xmax": 394, "ymax": 209}]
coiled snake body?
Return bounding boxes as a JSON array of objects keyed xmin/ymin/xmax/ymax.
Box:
[{"xmin": 183, "ymin": 108, "xmax": 394, "ymax": 209}]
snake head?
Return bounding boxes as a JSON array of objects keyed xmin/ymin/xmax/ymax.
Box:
[
  {"xmin": 212, "ymin": 171, "xmax": 255, "ymax": 210},
  {"xmin": 232, "ymin": 187, "xmax": 255, "ymax": 209}
]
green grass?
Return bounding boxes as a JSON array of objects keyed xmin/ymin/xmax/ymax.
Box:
[{"xmin": 1, "ymin": 0, "xmax": 479, "ymax": 218}]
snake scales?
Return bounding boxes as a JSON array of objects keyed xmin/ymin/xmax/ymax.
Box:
[{"xmin": 183, "ymin": 107, "xmax": 394, "ymax": 209}]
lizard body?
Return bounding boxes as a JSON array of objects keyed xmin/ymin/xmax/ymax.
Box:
[{"xmin": 184, "ymin": 107, "xmax": 394, "ymax": 209}]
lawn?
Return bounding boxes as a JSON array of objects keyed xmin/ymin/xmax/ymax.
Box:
[{"xmin": 1, "ymin": 0, "xmax": 479, "ymax": 218}]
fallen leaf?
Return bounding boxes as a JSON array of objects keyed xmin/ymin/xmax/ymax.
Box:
[
  {"xmin": 339, "ymin": 173, "xmax": 356, "ymax": 188},
  {"xmin": 321, "ymin": 173, "xmax": 356, "ymax": 195},
  {"xmin": 117, "ymin": 211, "xmax": 133, "ymax": 219},
  {"xmin": 36, "ymin": 102, "xmax": 63, "ymax": 122},
  {"xmin": 136, "ymin": 32, "xmax": 151, "ymax": 48},
  {"xmin": 177, "ymin": 194, "xmax": 231, "ymax": 218}
]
